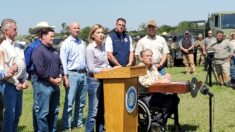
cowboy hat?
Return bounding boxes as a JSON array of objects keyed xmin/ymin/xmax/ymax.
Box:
[{"xmin": 30, "ymin": 21, "xmax": 55, "ymax": 34}]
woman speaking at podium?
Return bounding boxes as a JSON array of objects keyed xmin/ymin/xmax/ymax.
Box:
[{"xmin": 85, "ymin": 24, "xmax": 120, "ymax": 132}]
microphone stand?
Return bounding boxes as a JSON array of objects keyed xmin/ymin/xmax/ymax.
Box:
[
  {"xmin": 209, "ymin": 95, "xmax": 213, "ymax": 132},
  {"xmin": 201, "ymin": 85, "xmax": 214, "ymax": 132}
]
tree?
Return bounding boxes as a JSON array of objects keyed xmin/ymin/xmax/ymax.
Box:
[
  {"xmin": 28, "ymin": 27, "xmax": 32, "ymax": 34},
  {"xmin": 138, "ymin": 22, "xmax": 146, "ymax": 31},
  {"xmin": 157, "ymin": 25, "xmax": 176, "ymax": 34},
  {"xmin": 79, "ymin": 26, "xmax": 91, "ymax": 42},
  {"xmin": 175, "ymin": 21, "xmax": 189, "ymax": 33},
  {"xmin": 61, "ymin": 22, "xmax": 69, "ymax": 35},
  {"xmin": 104, "ymin": 27, "xmax": 110, "ymax": 35}
]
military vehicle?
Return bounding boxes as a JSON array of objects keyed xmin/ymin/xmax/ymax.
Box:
[
  {"xmin": 174, "ymin": 11, "xmax": 235, "ymax": 65},
  {"xmin": 188, "ymin": 20, "xmax": 206, "ymax": 37},
  {"xmin": 207, "ymin": 11, "xmax": 235, "ymax": 37}
]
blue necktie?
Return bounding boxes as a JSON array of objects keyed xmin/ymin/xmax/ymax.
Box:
[{"xmin": 75, "ymin": 39, "xmax": 81, "ymax": 45}]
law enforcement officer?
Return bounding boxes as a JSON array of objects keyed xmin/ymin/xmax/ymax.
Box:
[{"xmin": 194, "ymin": 34, "xmax": 206, "ymax": 65}]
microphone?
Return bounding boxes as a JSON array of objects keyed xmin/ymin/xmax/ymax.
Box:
[{"xmin": 200, "ymin": 85, "xmax": 214, "ymax": 97}]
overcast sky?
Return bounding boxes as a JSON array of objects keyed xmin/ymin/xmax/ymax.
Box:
[{"xmin": 1, "ymin": 0, "xmax": 235, "ymax": 35}]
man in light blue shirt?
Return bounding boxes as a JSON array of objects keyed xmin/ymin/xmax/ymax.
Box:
[{"xmin": 60, "ymin": 21, "xmax": 87, "ymax": 131}]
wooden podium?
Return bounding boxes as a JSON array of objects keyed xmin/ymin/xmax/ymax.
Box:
[{"xmin": 94, "ymin": 66, "xmax": 146, "ymax": 132}]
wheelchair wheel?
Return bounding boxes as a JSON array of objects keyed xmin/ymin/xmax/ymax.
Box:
[{"xmin": 138, "ymin": 100, "xmax": 151, "ymax": 132}]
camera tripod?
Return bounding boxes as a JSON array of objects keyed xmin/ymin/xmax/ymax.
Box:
[{"xmin": 205, "ymin": 57, "xmax": 218, "ymax": 86}]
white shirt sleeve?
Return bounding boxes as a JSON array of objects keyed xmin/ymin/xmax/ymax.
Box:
[
  {"xmin": 105, "ymin": 36, "xmax": 113, "ymax": 52},
  {"xmin": 129, "ymin": 36, "xmax": 134, "ymax": 51},
  {"xmin": 135, "ymin": 39, "xmax": 142, "ymax": 56}
]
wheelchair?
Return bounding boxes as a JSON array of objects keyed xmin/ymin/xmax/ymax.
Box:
[
  {"xmin": 138, "ymin": 93, "xmax": 178, "ymax": 132},
  {"xmin": 138, "ymin": 77, "xmax": 201, "ymax": 132},
  {"xmin": 138, "ymin": 93, "xmax": 151, "ymax": 132}
]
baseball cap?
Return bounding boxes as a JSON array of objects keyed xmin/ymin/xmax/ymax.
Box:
[
  {"xmin": 184, "ymin": 30, "xmax": 190, "ymax": 34},
  {"xmin": 147, "ymin": 20, "xmax": 157, "ymax": 27}
]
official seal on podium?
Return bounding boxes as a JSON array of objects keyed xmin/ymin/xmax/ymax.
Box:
[{"xmin": 125, "ymin": 86, "xmax": 137, "ymax": 113}]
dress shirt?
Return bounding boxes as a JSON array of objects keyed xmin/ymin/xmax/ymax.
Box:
[
  {"xmin": 32, "ymin": 43, "xmax": 63, "ymax": 79},
  {"xmin": 24, "ymin": 38, "xmax": 41, "ymax": 74},
  {"xmin": 138, "ymin": 63, "xmax": 162, "ymax": 87},
  {"xmin": 60, "ymin": 35, "xmax": 86, "ymax": 75},
  {"xmin": 0, "ymin": 48, "xmax": 6, "ymax": 79},
  {"xmin": 86, "ymin": 42, "xmax": 111, "ymax": 74},
  {"xmin": 0, "ymin": 37, "xmax": 27, "ymax": 85}
]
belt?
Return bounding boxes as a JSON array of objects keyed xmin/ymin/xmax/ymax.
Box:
[
  {"xmin": 89, "ymin": 73, "xmax": 94, "ymax": 77},
  {"xmin": 69, "ymin": 69, "xmax": 87, "ymax": 73}
]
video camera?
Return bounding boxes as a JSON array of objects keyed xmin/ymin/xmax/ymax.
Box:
[
  {"xmin": 205, "ymin": 50, "xmax": 215, "ymax": 65},
  {"xmin": 206, "ymin": 50, "xmax": 215, "ymax": 59}
]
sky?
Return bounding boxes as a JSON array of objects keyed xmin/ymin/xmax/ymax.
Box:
[{"xmin": 1, "ymin": 0, "xmax": 235, "ymax": 35}]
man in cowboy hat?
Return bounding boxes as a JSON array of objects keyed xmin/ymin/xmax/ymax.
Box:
[{"xmin": 24, "ymin": 21, "xmax": 55, "ymax": 131}]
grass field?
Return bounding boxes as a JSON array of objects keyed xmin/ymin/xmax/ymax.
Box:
[{"xmin": 18, "ymin": 66, "xmax": 235, "ymax": 132}]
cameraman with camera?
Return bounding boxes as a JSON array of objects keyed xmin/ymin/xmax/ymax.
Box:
[{"xmin": 207, "ymin": 31, "xmax": 233, "ymax": 86}]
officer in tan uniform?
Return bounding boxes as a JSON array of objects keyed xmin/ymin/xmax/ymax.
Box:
[{"xmin": 194, "ymin": 34, "xmax": 206, "ymax": 65}]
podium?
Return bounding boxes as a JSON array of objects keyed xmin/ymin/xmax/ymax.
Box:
[{"xmin": 94, "ymin": 66, "xmax": 146, "ymax": 132}]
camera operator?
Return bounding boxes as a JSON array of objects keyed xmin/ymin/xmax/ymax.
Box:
[{"xmin": 207, "ymin": 31, "xmax": 233, "ymax": 86}]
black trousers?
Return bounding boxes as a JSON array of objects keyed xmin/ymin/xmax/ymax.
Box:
[
  {"xmin": 96, "ymin": 80, "xmax": 105, "ymax": 132},
  {"xmin": 149, "ymin": 93, "xmax": 180, "ymax": 124}
]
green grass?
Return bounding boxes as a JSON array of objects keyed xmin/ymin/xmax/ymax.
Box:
[{"xmin": 18, "ymin": 66, "xmax": 235, "ymax": 132}]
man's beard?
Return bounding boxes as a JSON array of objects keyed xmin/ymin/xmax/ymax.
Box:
[{"xmin": 217, "ymin": 38, "xmax": 223, "ymax": 43}]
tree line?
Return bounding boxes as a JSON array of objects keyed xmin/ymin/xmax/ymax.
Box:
[{"xmin": 17, "ymin": 21, "xmax": 192, "ymax": 43}]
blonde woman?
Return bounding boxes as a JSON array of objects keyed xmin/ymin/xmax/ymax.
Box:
[{"xmin": 85, "ymin": 24, "xmax": 120, "ymax": 132}]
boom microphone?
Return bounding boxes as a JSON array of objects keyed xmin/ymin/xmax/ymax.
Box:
[{"xmin": 200, "ymin": 85, "xmax": 214, "ymax": 97}]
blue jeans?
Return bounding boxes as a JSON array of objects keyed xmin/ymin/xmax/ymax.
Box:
[
  {"xmin": 62, "ymin": 71, "xmax": 87, "ymax": 129},
  {"xmin": 85, "ymin": 77, "xmax": 100, "ymax": 132},
  {"xmin": 35, "ymin": 80, "xmax": 60, "ymax": 132},
  {"xmin": 0, "ymin": 81, "xmax": 5, "ymax": 131},
  {"xmin": 1, "ymin": 81, "xmax": 22, "ymax": 132},
  {"xmin": 230, "ymin": 57, "xmax": 235, "ymax": 83},
  {"xmin": 158, "ymin": 66, "xmax": 166, "ymax": 75},
  {"xmin": 31, "ymin": 73, "xmax": 38, "ymax": 132}
]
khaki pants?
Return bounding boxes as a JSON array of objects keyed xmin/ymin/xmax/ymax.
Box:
[
  {"xmin": 196, "ymin": 51, "xmax": 205, "ymax": 65},
  {"xmin": 214, "ymin": 61, "xmax": 230, "ymax": 84},
  {"xmin": 183, "ymin": 53, "xmax": 196, "ymax": 73}
]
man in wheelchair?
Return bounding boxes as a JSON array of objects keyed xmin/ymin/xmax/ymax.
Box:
[{"xmin": 138, "ymin": 49, "xmax": 180, "ymax": 132}]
